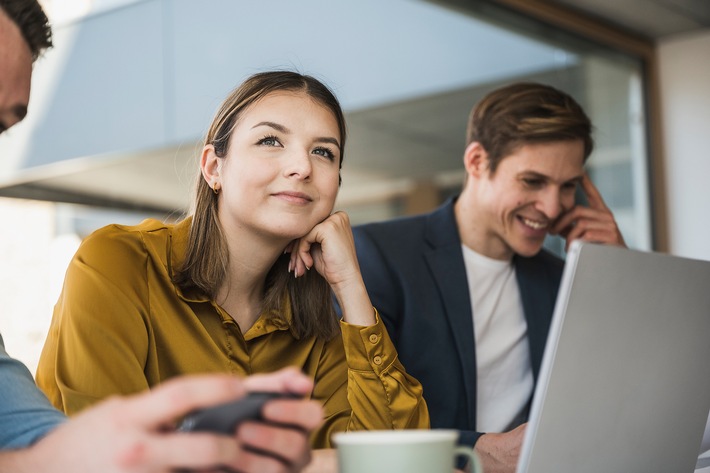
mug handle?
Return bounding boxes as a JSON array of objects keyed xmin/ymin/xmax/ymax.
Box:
[{"xmin": 454, "ymin": 446, "xmax": 483, "ymax": 473}]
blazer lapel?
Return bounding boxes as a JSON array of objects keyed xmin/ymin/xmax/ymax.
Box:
[{"xmin": 423, "ymin": 200, "xmax": 478, "ymax": 428}]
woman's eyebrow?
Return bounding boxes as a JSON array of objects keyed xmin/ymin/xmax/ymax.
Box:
[
  {"xmin": 316, "ymin": 136, "xmax": 340, "ymax": 148},
  {"xmin": 252, "ymin": 121, "xmax": 289, "ymax": 133}
]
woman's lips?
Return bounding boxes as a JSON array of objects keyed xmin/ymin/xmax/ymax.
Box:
[{"xmin": 272, "ymin": 191, "xmax": 313, "ymax": 204}]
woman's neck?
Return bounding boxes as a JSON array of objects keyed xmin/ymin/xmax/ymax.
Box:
[{"xmin": 214, "ymin": 222, "xmax": 288, "ymax": 332}]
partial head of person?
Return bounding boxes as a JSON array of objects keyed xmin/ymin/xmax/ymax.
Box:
[
  {"xmin": 176, "ymin": 70, "xmax": 346, "ymax": 340},
  {"xmin": 458, "ymin": 82, "xmax": 593, "ymax": 260},
  {"xmin": 0, "ymin": 0, "xmax": 52, "ymax": 135}
]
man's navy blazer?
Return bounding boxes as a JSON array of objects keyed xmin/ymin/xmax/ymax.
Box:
[{"xmin": 352, "ymin": 198, "xmax": 564, "ymax": 446}]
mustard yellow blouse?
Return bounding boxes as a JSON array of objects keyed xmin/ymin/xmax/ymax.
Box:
[{"xmin": 36, "ymin": 218, "xmax": 429, "ymax": 447}]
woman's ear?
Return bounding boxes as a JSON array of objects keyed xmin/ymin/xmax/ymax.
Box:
[
  {"xmin": 463, "ymin": 141, "xmax": 489, "ymax": 179},
  {"xmin": 200, "ymin": 144, "xmax": 222, "ymax": 191}
]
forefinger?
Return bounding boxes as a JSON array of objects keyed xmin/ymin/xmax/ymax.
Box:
[
  {"xmin": 120, "ymin": 375, "xmax": 246, "ymax": 429},
  {"xmin": 261, "ymin": 398, "xmax": 323, "ymax": 431},
  {"xmin": 580, "ymin": 173, "xmax": 608, "ymax": 210}
]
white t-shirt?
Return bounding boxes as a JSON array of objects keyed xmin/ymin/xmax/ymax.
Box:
[{"xmin": 462, "ymin": 244, "xmax": 533, "ymax": 433}]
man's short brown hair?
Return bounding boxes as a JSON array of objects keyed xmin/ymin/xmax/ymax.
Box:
[
  {"xmin": 466, "ymin": 82, "xmax": 593, "ymax": 174},
  {"xmin": 0, "ymin": 0, "xmax": 52, "ymax": 61}
]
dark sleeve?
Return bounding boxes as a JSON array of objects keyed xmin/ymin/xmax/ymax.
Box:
[
  {"xmin": 459, "ymin": 430, "xmax": 484, "ymax": 447},
  {"xmin": 351, "ymin": 225, "xmax": 402, "ymax": 337}
]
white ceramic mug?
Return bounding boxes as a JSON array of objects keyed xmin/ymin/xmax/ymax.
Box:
[{"xmin": 333, "ymin": 429, "xmax": 482, "ymax": 473}]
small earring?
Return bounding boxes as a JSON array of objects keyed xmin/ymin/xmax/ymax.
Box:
[{"xmin": 212, "ymin": 183, "xmax": 220, "ymax": 195}]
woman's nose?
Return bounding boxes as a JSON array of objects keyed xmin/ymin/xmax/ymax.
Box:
[{"xmin": 284, "ymin": 150, "xmax": 312, "ymax": 180}]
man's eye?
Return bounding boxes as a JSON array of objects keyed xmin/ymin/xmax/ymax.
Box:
[{"xmin": 523, "ymin": 178, "xmax": 543, "ymax": 187}]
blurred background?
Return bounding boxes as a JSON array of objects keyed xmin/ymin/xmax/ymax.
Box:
[{"xmin": 0, "ymin": 0, "xmax": 708, "ymax": 373}]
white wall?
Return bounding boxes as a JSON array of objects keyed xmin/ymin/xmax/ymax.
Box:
[{"xmin": 658, "ymin": 29, "xmax": 710, "ymax": 261}]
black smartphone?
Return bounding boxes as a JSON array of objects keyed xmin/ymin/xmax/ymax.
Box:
[{"xmin": 177, "ymin": 391, "xmax": 299, "ymax": 435}]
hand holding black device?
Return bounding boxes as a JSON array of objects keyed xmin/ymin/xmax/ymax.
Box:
[{"xmin": 177, "ymin": 391, "xmax": 300, "ymax": 435}]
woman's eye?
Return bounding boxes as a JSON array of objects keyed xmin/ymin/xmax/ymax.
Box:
[
  {"xmin": 257, "ymin": 135, "xmax": 281, "ymax": 147},
  {"xmin": 313, "ymin": 147, "xmax": 335, "ymax": 160}
]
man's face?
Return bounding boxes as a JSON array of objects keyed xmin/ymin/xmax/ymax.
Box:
[
  {"xmin": 460, "ymin": 140, "xmax": 585, "ymax": 260},
  {"xmin": 0, "ymin": 10, "xmax": 33, "ymax": 135}
]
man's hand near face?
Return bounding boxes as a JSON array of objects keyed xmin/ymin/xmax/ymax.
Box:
[{"xmin": 550, "ymin": 173, "xmax": 627, "ymax": 250}]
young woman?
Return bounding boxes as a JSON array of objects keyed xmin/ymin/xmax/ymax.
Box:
[{"xmin": 36, "ymin": 71, "xmax": 429, "ymax": 447}]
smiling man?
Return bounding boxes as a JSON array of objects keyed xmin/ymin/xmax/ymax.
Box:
[{"xmin": 352, "ymin": 82, "xmax": 625, "ymax": 473}]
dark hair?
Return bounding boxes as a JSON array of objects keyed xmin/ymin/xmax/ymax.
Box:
[
  {"xmin": 175, "ymin": 70, "xmax": 346, "ymax": 341},
  {"xmin": 466, "ymin": 82, "xmax": 593, "ymax": 174},
  {"xmin": 0, "ymin": 0, "xmax": 52, "ymax": 61}
]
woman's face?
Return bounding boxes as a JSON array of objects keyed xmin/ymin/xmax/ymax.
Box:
[{"xmin": 210, "ymin": 90, "xmax": 341, "ymax": 243}]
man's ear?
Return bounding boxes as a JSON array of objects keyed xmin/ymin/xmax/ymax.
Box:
[
  {"xmin": 463, "ymin": 141, "xmax": 489, "ymax": 179},
  {"xmin": 200, "ymin": 144, "xmax": 222, "ymax": 190}
]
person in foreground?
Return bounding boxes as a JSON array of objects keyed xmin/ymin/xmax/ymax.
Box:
[
  {"xmin": 37, "ymin": 70, "xmax": 429, "ymax": 446},
  {"xmin": 1, "ymin": 2, "xmax": 320, "ymax": 471},
  {"xmin": 2, "ymin": 368, "xmax": 322, "ymax": 473},
  {"xmin": 352, "ymin": 82, "xmax": 626, "ymax": 473}
]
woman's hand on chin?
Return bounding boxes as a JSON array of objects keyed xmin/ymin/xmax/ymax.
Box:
[
  {"xmin": 286, "ymin": 212, "xmax": 375, "ymax": 326},
  {"xmin": 286, "ymin": 212, "xmax": 357, "ymax": 283}
]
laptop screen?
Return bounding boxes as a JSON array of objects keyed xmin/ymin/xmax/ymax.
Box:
[{"xmin": 517, "ymin": 241, "xmax": 710, "ymax": 473}]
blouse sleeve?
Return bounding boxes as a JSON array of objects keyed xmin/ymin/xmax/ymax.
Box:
[
  {"xmin": 310, "ymin": 310, "xmax": 429, "ymax": 447},
  {"xmin": 35, "ymin": 225, "xmax": 152, "ymax": 414}
]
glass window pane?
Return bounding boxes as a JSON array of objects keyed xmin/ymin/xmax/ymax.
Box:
[{"xmin": 336, "ymin": 1, "xmax": 651, "ymax": 254}]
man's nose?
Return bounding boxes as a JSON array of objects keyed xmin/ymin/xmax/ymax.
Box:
[{"xmin": 537, "ymin": 188, "xmax": 563, "ymax": 220}]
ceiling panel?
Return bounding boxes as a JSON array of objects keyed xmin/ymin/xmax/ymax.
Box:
[{"xmin": 551, "ymin": 0, "xmax": 710, "ymax": 39}]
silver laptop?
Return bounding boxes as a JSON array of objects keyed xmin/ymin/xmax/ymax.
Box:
[{"xmin": 517, "ymin": 241, "xmax": 710, "ymax": 473}]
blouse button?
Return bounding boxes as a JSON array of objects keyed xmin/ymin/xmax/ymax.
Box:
[
  {"xmin": 373, "ymin": 355, "xmax": 382, "ymax": 365},
  {"xmin": 369, "ymin": 334, "xmax": 379, "ymax": 344}
]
